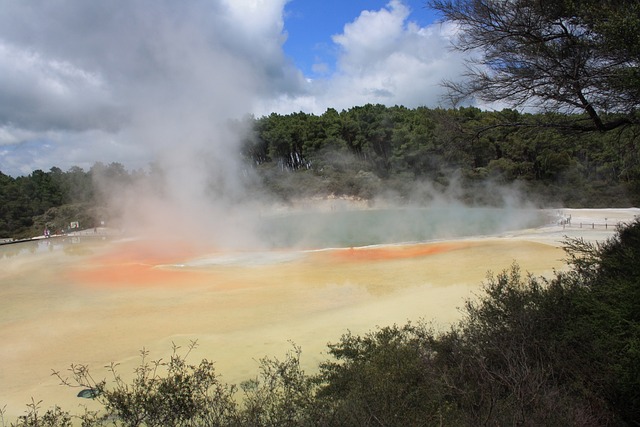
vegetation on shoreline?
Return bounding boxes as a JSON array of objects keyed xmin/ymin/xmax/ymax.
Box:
[
  {"xmin": 2, "ymin": 219, "xmax": 639, "ymax": 426},
  {"xmin": 1, "ymin": 105, "xmax": 639, "ymax": 240}
]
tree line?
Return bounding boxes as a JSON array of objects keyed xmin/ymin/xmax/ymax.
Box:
[
  {"xmin": 1, "ymin": 105, "xmax": 639, "ymax": 239},
  {"xmin": 243, "ymin": 105, "xmax": 640, "ymax": 204},
  {"xmin": 0, "ymin": 163, "xmax": 129, "ymax": 239}
]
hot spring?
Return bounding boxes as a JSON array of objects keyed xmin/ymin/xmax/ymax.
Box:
[
  {"xmin": 255, "ymin": 206, "xmax": 545, "ymax": 248},
  {"xmin": 0, "ymin": 206, "xmax": 564, "ymax": 418}
]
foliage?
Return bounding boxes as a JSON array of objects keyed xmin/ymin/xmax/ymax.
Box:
[
  {"xmin": 0, "ymin": 163, "xmax": 119, "ymax": 239},
  {"xmin": 239, "ymin": 344, "xmax": 324, "ymax": 427},
  {"xmin": 428, "ymin": 0, "xmax": 640, "ymax": 132},
  {"xmin": 561, "ymin": 220, "xmax": 640, "ymax": 422},
  {"xmin": 315, "ymin": 324, "xmax": 452, "ymax": 426},
  {"xmin": 52, "ymin": 341, "xmax": 239, "ymax": 427},
  {"xmin": 441, "ymin": 266, "xmax": 607, "ymax": 425},
  {"xmin": 244, "ymin": 106, "xmax": 640, "ymax": 206},
  {"xmin": 1, "ymin": 400, "xmax": 72, "ymax": 427}
]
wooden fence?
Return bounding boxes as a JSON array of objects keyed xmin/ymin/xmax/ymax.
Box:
[{"xmin": 559, "ymin": 221, "xmax": 620, "ymax": 230}]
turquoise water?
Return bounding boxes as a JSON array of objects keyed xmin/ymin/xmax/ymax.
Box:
[{"xmin": 257, "ymin": 207, "xmax": 544, "ymax": 249}]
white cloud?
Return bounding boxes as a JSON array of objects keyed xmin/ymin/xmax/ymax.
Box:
[
  {"xmin": 0, "ymin": 0, "xmax": 469, "ymax": 176},
  {"xmin": 259, "ymin": 1, "xmax": 467, "ymax": 115},
  {"xmin": 0, "ymin": 40, "xmax": 121, "ymax": 133},
  {"xmin": 0, "ymin": 0, "xmax": 302, "ymax": 175},
  {"xmin": 221, "ymin": 0, "xmax": 287, "ymax": 41},
  {"xmin": 332, "ymin": 0, "xmax": 410, "ymax": 72}
]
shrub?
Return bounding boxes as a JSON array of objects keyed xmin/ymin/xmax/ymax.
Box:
[{"xmin": 52, "ymin": 341, "xmax": 238, "ymax": 427}]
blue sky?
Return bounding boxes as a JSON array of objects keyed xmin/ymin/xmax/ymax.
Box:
[
  {"xmin": 0, "ymin": 0, "xmax": 469, "ymax": 176},
  {"xmin": 283, "ymin": 0, "xmax": 440, "ymax": 78}
]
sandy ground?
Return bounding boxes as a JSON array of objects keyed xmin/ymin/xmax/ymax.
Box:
[{"xmin": 0, "ymin": 207, "xmax": 638, "ymax": 421}]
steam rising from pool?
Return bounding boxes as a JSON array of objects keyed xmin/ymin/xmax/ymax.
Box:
[{"xmin": 68, "ymin": 1, "xmax": 543, "ymax": 253}]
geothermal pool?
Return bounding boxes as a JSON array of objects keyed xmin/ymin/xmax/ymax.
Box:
[
  {"xmin": 1, "ymin": 206, "xmax": 598, "ymax": 418},
  {"xmin": 255, "ymin": 206, "xmax": 544, "ymax": 248}
]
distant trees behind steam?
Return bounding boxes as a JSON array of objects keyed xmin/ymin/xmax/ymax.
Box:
[
  {"xmin": 1, "ymin": 105, "xmax": 640, "ymax": 238},
  {"xmin": 6, "ymin": 216, "xmax": 640, "ymax": 425},
  {"xmin": 243, "ymin": 105, "xmax": 640, "ymax": 205}
]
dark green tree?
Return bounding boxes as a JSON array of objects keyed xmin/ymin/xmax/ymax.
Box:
[
  {"xmin": 428, "ymin": 0, "xmax": 640, "ymax": 131},
  {"xmin": 561, "ymin": 220, "xmax": 640, "ymax": 423}
]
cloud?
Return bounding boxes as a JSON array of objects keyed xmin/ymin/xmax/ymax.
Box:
[
  {"xmin": 260, "ymin": 0, "xmax": 467, "ymax": 115},
  {"xmin": 333, "ymin": 0, "xmax": 411, "ymax": 71},
  {"xmin": 0, "ymin": 40, "xmax": 121, "ymax": 134},
  {"xmin": 0, "ymin": 130, "xmax": 146, "ymax": 177},
  {"xmin": 0, "ymin": 0, "xmax": 468, "ymax": 176},
  {"xmin": 0, "ymin": 0, "xmax": 303, "ymax": 176}
]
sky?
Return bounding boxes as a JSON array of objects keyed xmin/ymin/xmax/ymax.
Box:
[{"xmin": 0, "ymin": 0, "xmax": 471, "ymax": 177}]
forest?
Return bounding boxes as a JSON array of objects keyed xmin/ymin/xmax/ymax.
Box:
[{"xmin": 1, "ymin": 105, "xmax": 639, "ymax": 239}]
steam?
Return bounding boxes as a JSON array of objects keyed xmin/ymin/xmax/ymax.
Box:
[
  {"xmin": 82, "ymin": 2, "xmax": 541, "ymax": 251},
  {"xmin": 86, "ymin": 1, "xmax": 272, "ymax": 249}
]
